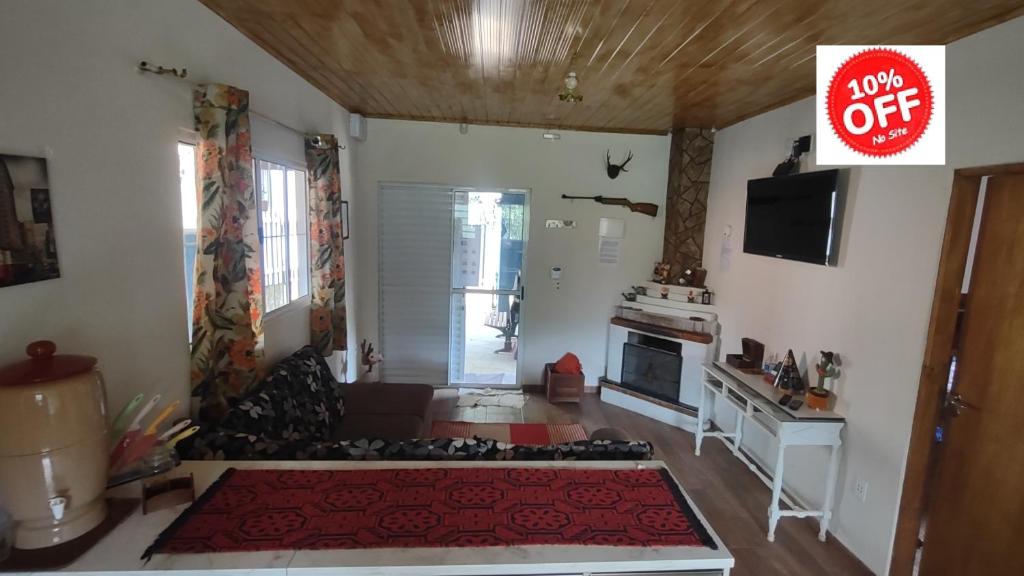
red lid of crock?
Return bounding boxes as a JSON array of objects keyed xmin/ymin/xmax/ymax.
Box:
[{"xmin": 0, "ymin": 340, "xmax": 97, "ymax": 386}]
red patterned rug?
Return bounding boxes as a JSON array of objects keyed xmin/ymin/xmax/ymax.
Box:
[
  {"xmin": 430, "ymin": 421, "xmax": 588, "ymax": 444},
  {"xmin": 143, "ymin": 467, "xmax": 715, "ymax": 557}
]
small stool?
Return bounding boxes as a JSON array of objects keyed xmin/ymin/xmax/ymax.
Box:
[{"xmin": 589, "ymin": 427, "xmax": 630, "ymax": 441}]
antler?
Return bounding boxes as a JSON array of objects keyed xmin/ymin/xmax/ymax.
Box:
[
  {"xmin": 620, "ymin": 150, "xmax": 633, "ymax": 170},
  {"xmin": 606, "ymin": 150, "xmax": 612, "ymax": 167}
]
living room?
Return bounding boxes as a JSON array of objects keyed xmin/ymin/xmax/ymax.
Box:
[{"xmin": 1, "ymin": 1, "xmax": 1022, "ymax": 575}]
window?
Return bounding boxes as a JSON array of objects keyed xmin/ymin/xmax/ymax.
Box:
[
  {"xmin": 178, "ymin": 149, "xmax": 310, "ymax": 334},
  {"xmin": 178, "ymin": 142, "xmax": 199, "ymax": 341},
  {"xmin": 255, "ymin": 159, "xmax": 309, "ymax": 313}
]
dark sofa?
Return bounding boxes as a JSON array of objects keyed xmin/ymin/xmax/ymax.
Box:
[
  {"xmin": 179, "ymin": 346, "xmax": 653, "ymax": 461},
  {"xmin": 335, "ymin": 382, "xmax": 434, "ymax": 440}
]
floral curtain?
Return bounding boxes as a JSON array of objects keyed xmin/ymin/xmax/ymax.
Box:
[
  {"xmin": 305, "ymin": 134, "xmax": 347, "ymax": 355},
  {"xmin": 190, "ymin": 84, "xmax": 264, "ymax": 420}
]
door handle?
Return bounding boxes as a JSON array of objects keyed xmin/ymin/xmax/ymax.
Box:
[{"xmin": 947, "ymin": 392, "xmax": 978, "ymax": 417}]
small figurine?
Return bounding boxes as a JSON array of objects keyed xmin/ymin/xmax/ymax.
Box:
[
  {"xmin": 815, "ymin": 351, "xmax": 840, "ymax": 389},
  {"xmin": 360, "ymin": 339, "xmax": 383, "ymax": 373},
  {"xmin": 686, "ymin": 290, "xmax": 697, "ymax": 303},
  {"xmin": 701, "ymin": 290, "xmax": 713, "ymax": 305},
  {"xmin": 660, "ymin": 286, "xmax": 670, "ymax": 299},
  {"xmin": 652, "ymin": 261, "xmax": 672, "ymax": 284},
  {"xmin": 773, "ymin": 349, "xmax": 803, "ymax": 392},
  {"xmin": 660, "ymin": 262, "xmax": 672, "ymax": 282},
  {"xmin": 809, "ymin": 351, "xmax": 841, "ymax": 410}
]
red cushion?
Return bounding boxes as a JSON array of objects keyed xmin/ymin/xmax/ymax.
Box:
[{"xmin": 553, "ymin": 353, "xmax": 582, "ymax": 375}]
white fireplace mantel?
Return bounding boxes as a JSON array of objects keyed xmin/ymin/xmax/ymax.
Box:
[{"xmin": 600, "ymin": 289, "xmax": 720, "ymax": 432}]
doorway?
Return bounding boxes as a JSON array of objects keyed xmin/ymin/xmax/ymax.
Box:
[
  {"xmin": 891, "ymin": 164, "xmax": 1024, "ymax": 575},
  {"xmin": 378, "ymin": 183, "xmax": 528, "ymax": 388},
  {"xmin": 450, "ymin": 190, "xmax": 526, "ymax": 387}
]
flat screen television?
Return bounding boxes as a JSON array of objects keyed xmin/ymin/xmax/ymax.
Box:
[{"xmin": 743, "ymin": 169, "xmax": 843, "ymax": 266}]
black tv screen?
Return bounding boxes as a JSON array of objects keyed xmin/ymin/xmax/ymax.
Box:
[{"xmin": 744, "ymin": 169, "xmax": 841, "ymax": 266}]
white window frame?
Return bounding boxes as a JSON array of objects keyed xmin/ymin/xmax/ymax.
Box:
[{"xmin": 253, "ymin": 156, "xmax": 311, "ymax": 317}]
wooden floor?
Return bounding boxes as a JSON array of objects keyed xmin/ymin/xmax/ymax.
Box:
[{"xmin": 428, "ymin": 389, "xmax": 873, "ymax": 576}]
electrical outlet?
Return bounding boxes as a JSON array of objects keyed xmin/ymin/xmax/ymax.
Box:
[{"xmin": 854, "ymin": 479, "xmax": 869, "ymax": 503}]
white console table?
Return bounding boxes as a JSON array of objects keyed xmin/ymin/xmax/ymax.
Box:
[{"xmin": 696, "ymin": 362, "xmax": 845, "ymax": 543}]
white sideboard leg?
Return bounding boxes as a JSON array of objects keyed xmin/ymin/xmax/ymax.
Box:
[
  {"xmin": 767, "ymin": 444, "xmax": 786, "ymax": 542},
  {"xmin": 695, "ymin": 384, "xmax": 707, "ymax": 456},
  {"xmin": 732, "ymin": 407, "xmax": 744, "ymax": 456},
  {"xmin": 818, "ymin": 442, "xmax": 842, "ymax": 542}
]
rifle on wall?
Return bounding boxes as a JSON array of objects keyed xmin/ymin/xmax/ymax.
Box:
[{"xmin": 561, "ymin": 194, "xmax": 659, "ymax": 217}]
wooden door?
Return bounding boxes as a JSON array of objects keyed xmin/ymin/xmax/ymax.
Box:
[{"xmin": 919, "ymin": 174, "xmax": 1024, "ymax": 575}]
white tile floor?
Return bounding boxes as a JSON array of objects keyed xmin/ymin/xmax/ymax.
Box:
[
  {"xmin": 462, "ymin": 331, "xmax": 516, "ymax": 384},
  {"xmin": 458, "ymin": 293, "xmax": 517, "ymax": 385}
]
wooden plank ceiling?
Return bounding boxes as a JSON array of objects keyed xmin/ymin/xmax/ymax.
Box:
[{"xmin": 201, "ymin": 0, "xmax": 1024, "ymax": 134}]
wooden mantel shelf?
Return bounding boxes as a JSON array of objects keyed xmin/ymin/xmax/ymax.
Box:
[{"xmin": 610, "ymin": 316, "xmax": 714, "ymax": 344}]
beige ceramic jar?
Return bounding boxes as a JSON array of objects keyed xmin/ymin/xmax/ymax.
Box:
[{"xmin": 0, "ymin": 341, "xmax": 109, "ymax": 549}]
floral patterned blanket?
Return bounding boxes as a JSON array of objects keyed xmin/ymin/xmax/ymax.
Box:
[{"xmin": 182, "ymin": 434, "xmax": 653, "ymax": 461}]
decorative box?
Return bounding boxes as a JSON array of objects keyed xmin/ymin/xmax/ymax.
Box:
[{"xmin": 544, "ymin": 363, "xmax": 584, "ymax": 403}]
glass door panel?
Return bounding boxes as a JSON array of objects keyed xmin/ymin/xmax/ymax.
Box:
[{"xmin": 449, "ymin": 190, "xmax": 526, "ymax": 386}]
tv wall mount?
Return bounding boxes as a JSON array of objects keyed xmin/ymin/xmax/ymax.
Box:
[{"xmin": 773, "ymin": 135, "xmax": 812, "ymax": 176}]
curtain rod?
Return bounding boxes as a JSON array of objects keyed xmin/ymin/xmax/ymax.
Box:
[{"xmin": 138, "ymin": 60, "xmax": 346, "ymax": 150}]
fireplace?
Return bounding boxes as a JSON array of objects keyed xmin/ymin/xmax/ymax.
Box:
[{"xmin": 621, "ymin": 332, "xmax": 683, "ymax": 404}]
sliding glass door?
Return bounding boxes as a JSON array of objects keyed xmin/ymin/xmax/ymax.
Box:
[
  {"xmin": 378, "ymin": 184, "xmax": 528, "ymax": 387},
  {"xmin": 449, "ymin": 190, "xmax": 526, "ymax": 387}
]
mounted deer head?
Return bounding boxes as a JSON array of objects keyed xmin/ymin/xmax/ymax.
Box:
[{"xmin": 606, "ymin": 150, "xmax": 633, "ymax": 179}]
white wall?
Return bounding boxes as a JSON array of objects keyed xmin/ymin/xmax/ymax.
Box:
[
  {"xmin": 0, "ymin": 0, "xmax": 358, "ymax": 421},
  {"xmin": 703, "ymin": 16, "xmax": 1024, "ymax": 574},
  {"xmin": 352, "ymin": 120, "xmax": 670, "ymax": 386}
]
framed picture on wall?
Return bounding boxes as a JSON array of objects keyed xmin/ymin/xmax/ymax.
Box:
[
  {"xmin": 0, "ymin": 153, "xmax": 60, "ymax": 288},
  {"xmin": 341, "ymin": 200, "xmax": 350, "ymax": 240}
]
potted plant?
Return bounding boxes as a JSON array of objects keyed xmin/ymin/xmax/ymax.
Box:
[{"xmin": 809, "ymin": 351, "xmax": 840, "ymax": 410}]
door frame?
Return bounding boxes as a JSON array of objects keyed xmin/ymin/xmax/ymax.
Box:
[
  {"xmin": 449, "ymin": 187, "xmax": 531, "ymax": 389},
  {"xmin": 890, "ymin": 162, "xmax": 1024, "ymax": 576},
  {"xmin": 376, "ymin": 182, "xmax": 531, "ymax": 388}
]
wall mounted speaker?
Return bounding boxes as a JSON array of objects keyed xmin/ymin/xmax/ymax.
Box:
[{"xmin": 349, "ymin": 113, "xmax": 366, "ymax": 141}]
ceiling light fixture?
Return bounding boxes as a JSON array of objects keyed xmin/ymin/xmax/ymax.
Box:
[{"xmin": 558, "ymin": 71, "xmax": 583, "ymax": 103}]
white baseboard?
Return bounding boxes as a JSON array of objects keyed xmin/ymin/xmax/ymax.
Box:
[{"xmin": 600, "ymin": 386, "xmax": 698, "ymax": 433}]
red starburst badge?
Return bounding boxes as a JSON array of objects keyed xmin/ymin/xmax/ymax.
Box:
[{"xmin": 826, "ymin": 48, "xmax": 933, "ymax": 157}]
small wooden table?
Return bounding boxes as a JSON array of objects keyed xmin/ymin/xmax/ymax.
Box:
[
  {"xmin": 697, "ymin": 362, "xmax": 845, "ymax": 543},
  {"xmin": 29, "ymin": 460, "xmax": 734, "ymax": 576}
]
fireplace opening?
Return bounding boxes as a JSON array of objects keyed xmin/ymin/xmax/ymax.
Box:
[{"xmin": 621, "ymin": 333, "xmax": 682, "ymax": 404}]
